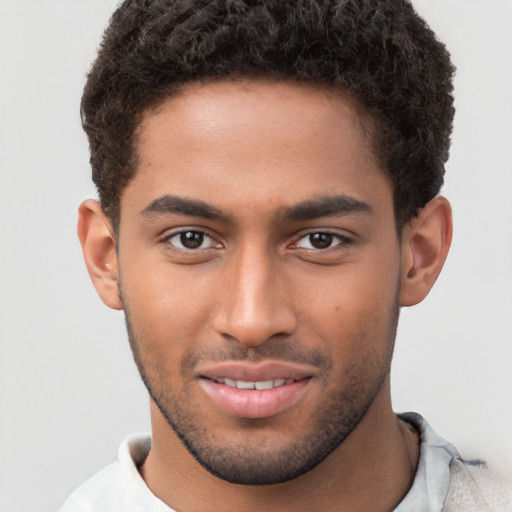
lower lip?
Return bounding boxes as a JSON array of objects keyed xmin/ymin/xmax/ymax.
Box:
[{"xmin": 199, "ymin": 379, "xmax": 311, "ymax": 419}]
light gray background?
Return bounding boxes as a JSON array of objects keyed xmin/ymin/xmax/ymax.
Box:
[{"xmin": 0, "ymin": 1, "xmax": 511, "ymax": 511}]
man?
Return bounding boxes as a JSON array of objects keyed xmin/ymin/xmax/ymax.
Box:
[{"xmin": 59, "ymin": 0, "xmax": 506, "ymax": 510}]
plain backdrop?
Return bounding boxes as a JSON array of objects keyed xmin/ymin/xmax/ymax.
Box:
[{"xmin": 0, "ymin": 1, "xmax": 511, "ymax": 510}]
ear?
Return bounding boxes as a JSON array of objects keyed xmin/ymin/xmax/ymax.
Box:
[
  {"xmin": 400, "ymin": 196, "xmax": 453, "ymax": 307},
  {"xmin": 77, "ymin": 199, "xmax": 123, "ymax": 310}
]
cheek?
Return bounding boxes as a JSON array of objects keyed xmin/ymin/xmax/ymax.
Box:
[
  {"xmin": 120, "ymin": 260, "xmax": 216, "ymax": 357},
  {"xmin": 294, "ymin": 258, "xmax": 400, "ymax": 358},
  {"xmin": 298, "ymin": 259, "xmax": 399, "ymax": 319}
]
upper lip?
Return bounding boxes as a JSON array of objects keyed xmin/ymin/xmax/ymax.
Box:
[{"xmin": 197, "ymin": 361, "xmax": 315, "ymax": 382}]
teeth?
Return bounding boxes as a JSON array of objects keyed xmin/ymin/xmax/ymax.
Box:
[
  {"xmin": 218, "ymin": 378, "xmax": 293, "ymax": 390},
  {"xmin": 255, "ymin": 380, "xmax": 274, "ymax": 390},
  {"xmin": 237, "ymin": 380, "xmax": 255, "ymax": 390}
]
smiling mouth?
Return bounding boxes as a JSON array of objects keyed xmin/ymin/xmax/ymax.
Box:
[
  {"xmin": 209, "ymin": 378, "xmax": 297, "ymax": 390},
  {"xmin": 199, "ymin": 376, "xmax": 312, "ymax": 419},
  {"xmin": 195, "ymin": 360, "xmax": 316, "ymax": 418}
]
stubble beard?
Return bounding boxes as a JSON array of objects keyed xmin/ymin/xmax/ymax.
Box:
[{"xmin": 121, "ymin": 292, "xmax": 400, "ymax": 486}]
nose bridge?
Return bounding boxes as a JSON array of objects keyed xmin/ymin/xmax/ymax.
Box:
[{"xmin": 213, "ymin": 240, "xmax": 297, "ymax": 346}]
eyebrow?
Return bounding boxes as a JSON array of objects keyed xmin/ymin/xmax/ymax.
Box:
[
  {"xmin": 141, "ymin": 195, "xmax": 229, "ymax": 221},
  {"xmin": 140, "ymin": 193, "xmax": 372, "ymax": 223},
  {"xmin": 280, "ymin": 195, "xmax": 373, "ymax": 221}
]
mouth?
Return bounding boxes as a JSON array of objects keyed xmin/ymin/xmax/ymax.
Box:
[
  {"xmin": 197, "ymin": 362, "xmax": 314, "ymax": 419},
  {"xmin": 210, "ymin": 377, "xmax": 296, "ymax": 390}
]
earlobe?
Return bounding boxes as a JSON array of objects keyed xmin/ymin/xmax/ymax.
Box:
[
  {"xmin": 77, "ymin": 199, "xmax": 123, "ymax": 310},
  {"xmin": 400, "ymin": 196, "xmax": 453, "ymax": 307}
]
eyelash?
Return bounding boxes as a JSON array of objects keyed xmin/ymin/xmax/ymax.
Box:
[
  {"xmin": 292, "ymin": 231, "xmax": 352, "ymax": 251},
  {"xmin": 162, "ymin": 229, "xmax": 221, "ymax": 251},
  {"xmin": 161, "ymin": 228, "xmax": 352, "ymax": 254}
]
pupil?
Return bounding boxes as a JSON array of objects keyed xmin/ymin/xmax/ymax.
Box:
[
  {"xmin": 310, "ymin": 233, "xmax": 332, "ymax": 249},
  {"xmin": 180, "ymin": 231, "xmax": 203, "ymax": 249}
]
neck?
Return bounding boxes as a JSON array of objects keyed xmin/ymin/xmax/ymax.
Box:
[{"xmin": 140, "ymin": 383, "xmax": 419, "ymax": 512}]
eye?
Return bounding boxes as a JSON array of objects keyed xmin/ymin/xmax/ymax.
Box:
[
  {"xmin": 165, "ymin": 230, "xmax": 220, "ymax": 250},
  {"xmin": 295, "ymin": 232, "xmax": 349, "ymax": 250}
]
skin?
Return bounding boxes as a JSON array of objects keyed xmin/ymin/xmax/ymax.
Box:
[{"xmin": 78, "ymin": 79, "xmax": 452, "ymax": 511}]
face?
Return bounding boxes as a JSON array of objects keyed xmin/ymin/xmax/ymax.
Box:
[{"xmin": 117, "ymin": 80, "xmax": 402, "ymax": 485}]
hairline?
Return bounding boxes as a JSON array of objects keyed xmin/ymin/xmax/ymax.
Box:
[{"xmin": 108, "ymin": 75, "xmax": 406, "ymax": 237}]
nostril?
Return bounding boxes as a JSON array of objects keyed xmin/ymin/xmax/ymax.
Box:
[
  {"xmin": 212, "ymin": 259, "xmax": 298, "ymax": 345},
  {"xmin": 213, "ymin": 312, "xmax": 298, "ymax": 348}
]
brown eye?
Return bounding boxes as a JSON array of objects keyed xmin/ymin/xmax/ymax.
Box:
[
  {"xmin": 165, "ymin": 230, "xmax": 219, "ymax": 250},
  {"xmin": 308, "ymin": 233, "xmax": 333, "ymax": 249},
  {"xmin": 180, "ymin": 231, "xmax": 204, "ymax": 249},
  {"xmin": 295, "ymin": 232, "xmax": 350, "ymax": 251}
]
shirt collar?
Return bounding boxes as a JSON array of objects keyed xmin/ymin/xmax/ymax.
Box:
[
  {"xmin": 395, "ymin": 412, "xmax": 460, "ymax": 512},
  {"xmin": 118, "ymin": 412, "xmax": 459, "ymax": 512}
]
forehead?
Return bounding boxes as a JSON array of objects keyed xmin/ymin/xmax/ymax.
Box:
[{"xmin": 123, "ymin": 79, "xmax": 391, "ymax": 219}]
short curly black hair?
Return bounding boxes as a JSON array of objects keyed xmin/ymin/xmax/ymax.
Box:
[{"xmin": 81, "ymin": 0, "xmax": 455, "ymax": 230}]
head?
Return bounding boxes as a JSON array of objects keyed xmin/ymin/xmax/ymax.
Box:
[
  {"xmin": 81, "ymin": 0, "xmax": 455, "ymax": 232},
  {"xmin": 78, "ymin": 0, "xmax": 454, "ymax": 486}
]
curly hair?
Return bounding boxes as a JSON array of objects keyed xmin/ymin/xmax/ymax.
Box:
[{"xmin": 81, "ymin": 0, "xmax": 455, "ymax": 229}]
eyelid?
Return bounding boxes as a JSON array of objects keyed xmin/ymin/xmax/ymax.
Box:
[
  {"xmin": 292, "ymin": 230, "xmax": 353, "ymax": 248},
  {"xmin": 160, "ymin": 227, "xmax": 222, "ymax": 250}
]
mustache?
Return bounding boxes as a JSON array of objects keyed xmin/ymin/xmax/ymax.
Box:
[
  {"xmin": 120, "ymin": 286, "xmax": 332, "ymax": 376},
  {"xmin": 181, "ymin": 341, "xmax": 333, "ymax": 376}
]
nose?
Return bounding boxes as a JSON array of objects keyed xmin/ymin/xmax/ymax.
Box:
[{"xmin": 213, "ymin": 244, "xmax": 298, "ymax": 347}]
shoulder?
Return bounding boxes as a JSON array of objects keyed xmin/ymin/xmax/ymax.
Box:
[
  {"xmin": 396, "ymin": 413, "xmax": 511, "ymax": 512},
  {"xmin": 59, "ymin": 461, "xmax": 123, "ymax": 512},
  {"xmin": 445, "ymin": 455, "xmax": 512, "ymax": 512},
  {"xmin": 59, "ymin": 433, "xmax": 172, "ymax": 512}
]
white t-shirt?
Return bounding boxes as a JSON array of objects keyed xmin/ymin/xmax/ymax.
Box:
[{"xmin": 59, "ymin": 412, "xmax": 508, "ymax": 511}]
